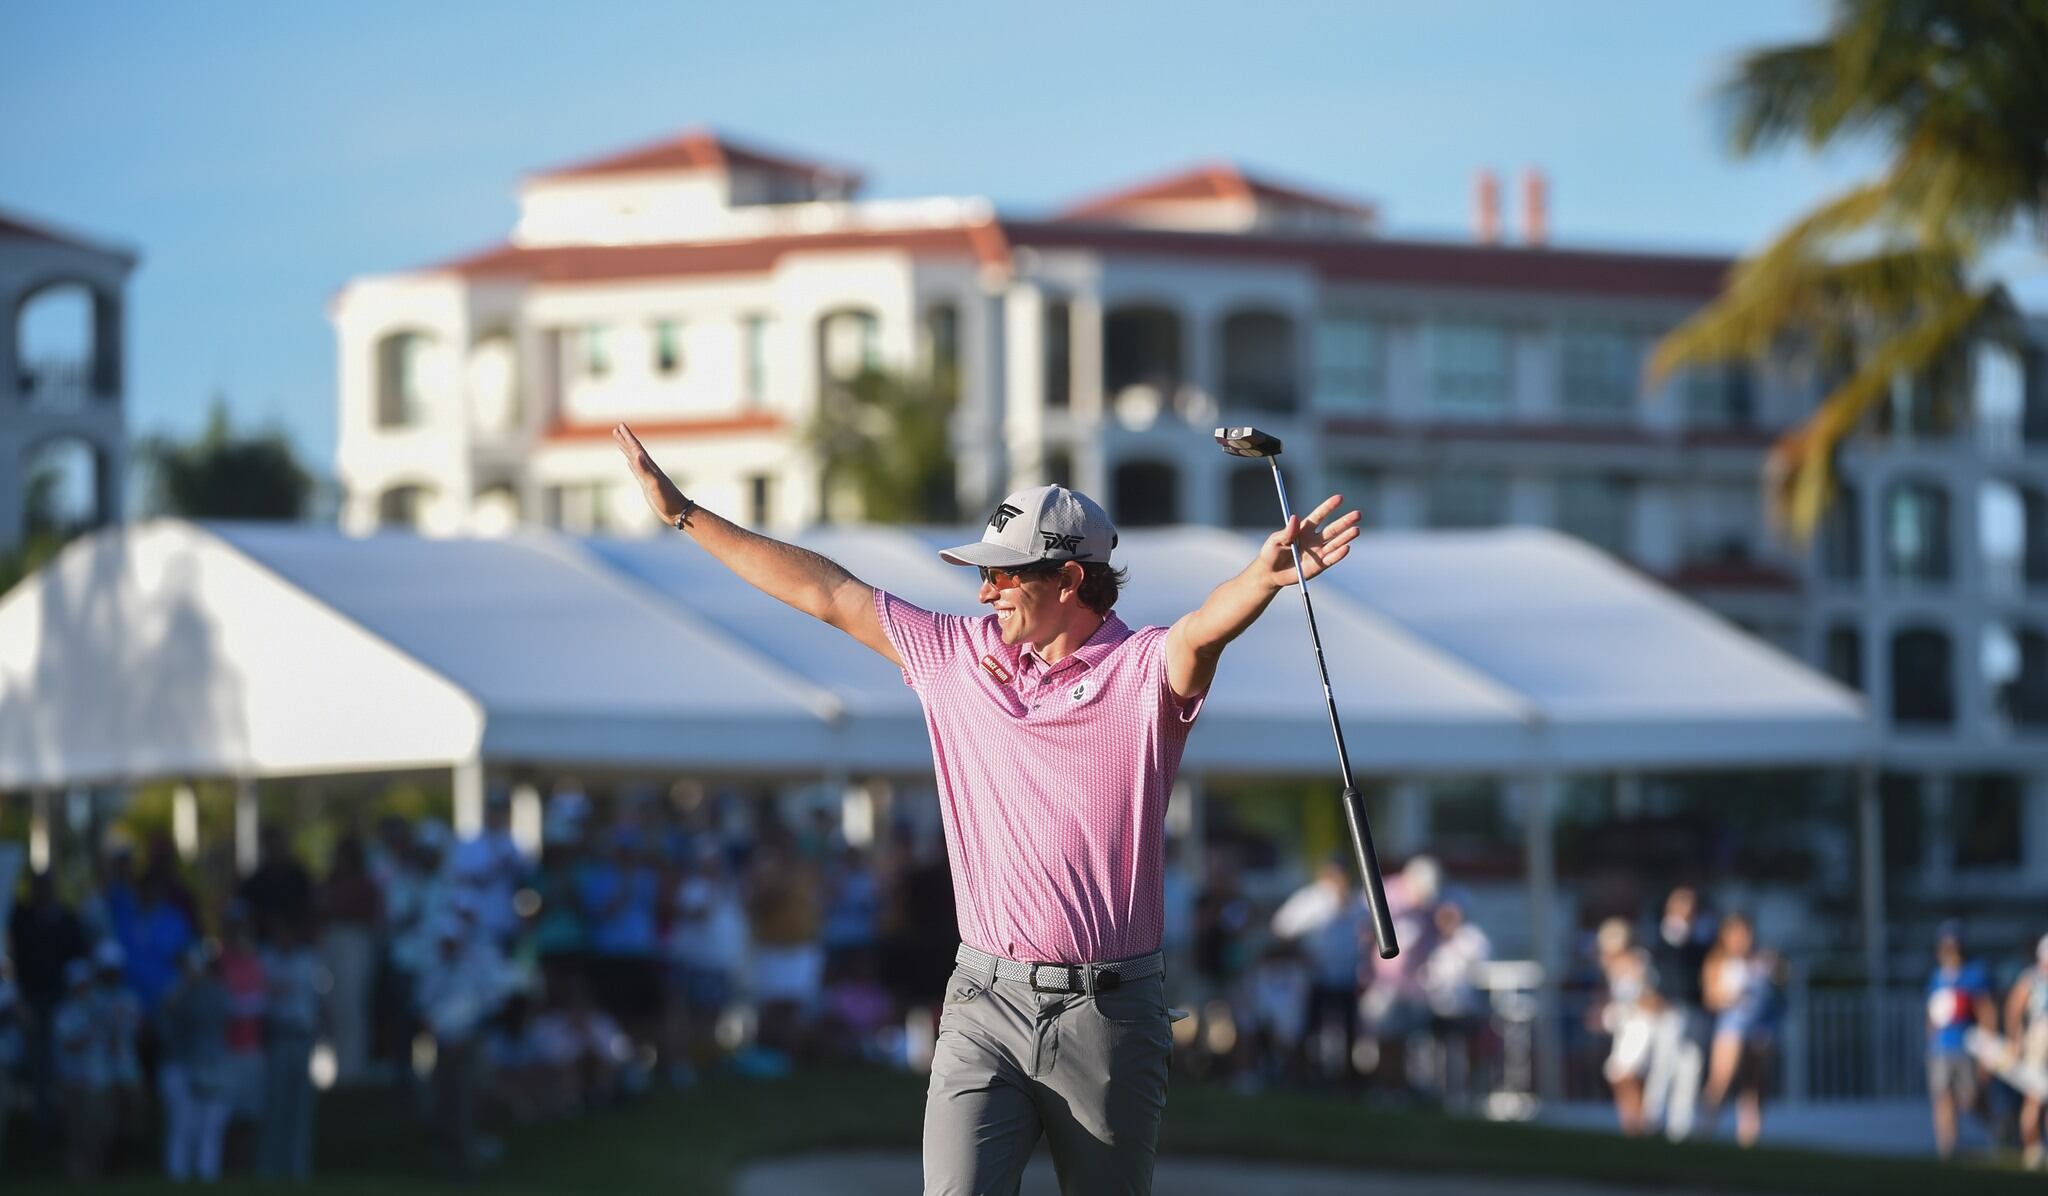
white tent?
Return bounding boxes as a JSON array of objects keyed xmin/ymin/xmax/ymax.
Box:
[{"xmin": 0, "ymin": 518, "xmax": 1874, "ymax": 1100}]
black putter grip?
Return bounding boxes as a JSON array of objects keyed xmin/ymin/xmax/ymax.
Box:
[{"xmin": 1339, "ymin": 786, "xmax": 1400, "ymax": 958}]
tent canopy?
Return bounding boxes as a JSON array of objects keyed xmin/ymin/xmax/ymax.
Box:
[{"xmin": 0, "ymin": 520, "xmax": 1868, "ymax": 789}]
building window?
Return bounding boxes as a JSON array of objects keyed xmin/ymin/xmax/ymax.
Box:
[
  {"xmin": 923, "ymin": 303, "xmax": 960, "ymax": 380},
  {"xmin": 378, "ymin": 484, "xmax": 427, "ymax": 530},
  {"xmin": 583, "ymin": 326, "xmax": 610, "ymax": 379},
  {"xmin": 1043, "ymin": 447, "xmax": 1074, "ymax": 489},
  {"xmin": 653, "ymin": 321, "xmax": 682, "ymax": 376},
  {"xmin": 1818, "ymin": 483, "xmax": 1861, "ymax": 582},
  {"xmin": 1315, "ymin": 313, "xmax": 1384, "ymax": 409},
  {"xmin": 1987, "ymin": 624, "xmax": 2048, "ymax": 728},
  {"xmin": 1426, "ymin": 469, "xmax": 1508, "ymax": 529},
  {"xmin": 1219, "ymin": 310, "xmax": 1299, "ymax": 414},
  {"xmin": 1950, "ymin": 773, "xmax": 2024, "ymax": 869},
  {"xmin": 377, "ymin": 331, "xmax": 435, "ymax": 428},
  {"xmin": 1428, "ymin": 777, "xmax": 1508, "ymax": 847},
  {"xmin": 1227, "ymin": 465, "xmax": 1276, "ymax": 529},
  {"xmin": 1555, "ymin": 474, "xmax": 1633, "ymax": 557},
  {"xmin": 742, "ymin": 315, "xmax": 770, "ymax": 407},
  {"xmin": 749, "ymin": 474, "xmax": 774, "ymax": 526},
  {"xmin": 1112, "ymin": 460, "xmax": 1180, "ymax": 527},
  {"xmin": 1559, "ymin": 322, "xmax": 1638, "ymax": 423},
  {"xmin": 1326, "ymin": 464, "xmax": 1378, "ymax": 527},
  {"xmin": 1824, "ymin": 624, "xmax": 1863, "ymax": 692},
  {"xmin": 1104, "ymin": 307, "xmax": 1183, "ymax": 398},
  {"xmin": 1685, "ymin": 364, "xmax": 1755, "ymax": 429},
  {"xmin": 1430, "ymin": 318, "xmax": 1510, "ymax": 416},
  {"xmin": 819, "ymin": 309, "xmax": 880, "ymax": 386},
  {"xmin": 1884, "ymin": 480, "xmax": 1951, "ymax": 584},
  {"xmin": 1044, "ymin": 299, "xmax": 1072, "ymax": 410},
  {"xmin": 1890, "ymin": 627, "xmax": 1954, "ymax": 726}
]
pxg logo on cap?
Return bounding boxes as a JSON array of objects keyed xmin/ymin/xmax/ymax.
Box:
[{"xmin": 939, "ymin": 485, "xmax": 1118, "ymax": 569}]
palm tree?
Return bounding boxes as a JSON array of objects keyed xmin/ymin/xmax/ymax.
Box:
[
  {"xmin": 1652, "ymin": 0, "xmax": 2048, "ymax": 537},
  {"xmin": 805, "ymin": 366, "xmax": 961, "ymax": 525}
]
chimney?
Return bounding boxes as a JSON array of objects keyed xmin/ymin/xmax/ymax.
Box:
[
  {"xmin": 1473, "ymin": 168, "xmax": 1501, "ymax": 244},
  {"xmin": 1521, "ymin": 167, "xmax": 1548, "ymax": 246}
]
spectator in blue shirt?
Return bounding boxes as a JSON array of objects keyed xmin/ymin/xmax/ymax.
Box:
[{"xmin": 1926, "ymin": 920, "xmax": 1994, "ymax": 1159}]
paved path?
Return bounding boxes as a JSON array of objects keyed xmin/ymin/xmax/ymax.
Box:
[{"xmin": 735, "ymin": 1151, "xmax": 1734, "ymax": 1196}]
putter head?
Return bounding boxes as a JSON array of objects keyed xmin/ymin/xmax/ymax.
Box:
[{"xmin": 1214, "ymin": 426, "xmax": 1283, "ymax": 458}]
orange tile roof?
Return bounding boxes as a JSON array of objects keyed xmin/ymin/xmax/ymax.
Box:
[
  {"xmin": 1057, "ymin": 162, "xmax": 1378, "ymax": 223},
  {"xmin": 532, "ymin": 127, "xmax": 862, "ymax": 190}
]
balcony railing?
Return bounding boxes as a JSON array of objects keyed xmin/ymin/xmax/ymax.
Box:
[{"xmin": 17, "ymin": 358, "xmax": 96, "ymax": 409}]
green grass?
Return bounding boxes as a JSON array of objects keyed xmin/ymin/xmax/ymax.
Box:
[{"xmin": 4, "ymin": 1067, "xmax": 2033, "ymax": 1195}]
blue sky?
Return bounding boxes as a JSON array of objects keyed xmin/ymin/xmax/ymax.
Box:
[{"xmin": 0, "ymin": 1, "xmax": 1977, "ymax": 476}]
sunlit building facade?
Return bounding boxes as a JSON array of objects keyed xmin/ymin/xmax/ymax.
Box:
[{"xmin": 331, "ymin": 131, "xmax": 2048, "ymax": 939}]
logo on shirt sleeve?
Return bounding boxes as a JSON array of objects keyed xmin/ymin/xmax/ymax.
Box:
[{"xmin": 980, "ymin": 654, "xmax": 1013, "ymax": 683}]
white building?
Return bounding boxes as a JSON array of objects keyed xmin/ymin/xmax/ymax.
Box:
[
  {"xmin": 2, "ymin": 209, "xmax": 136, "ymax": 556},
  {"xmin": 332, "ymin": 130, "xmax": 2048, "ymax": 939}
]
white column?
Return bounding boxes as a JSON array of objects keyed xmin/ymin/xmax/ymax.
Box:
[
  {"xmin": 1520, "ymin": 772, "xmax": 1564, "ymax": 1104},
  {"xmin": 1072, "ymin": 291, "xmax": 1105, "ymax": 426},
  {"xmin": 453, "ymin": 757, "xmax": 486, "ymax": 840},
  {"xmin": 1388, "ymin": 778, "xmax": 1428, "ymax": 856},
  {"xmin": 172, "ymin": 783, "xmax": 199, "ymax": 863},
  {"xmin": 234, "ymin": 779, "xmax": 259, "ymax": 877}
]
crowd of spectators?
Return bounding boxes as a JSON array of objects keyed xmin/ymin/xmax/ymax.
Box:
[{"xmin": 10, "ymin": 787, "xmax": 2040, "ymax": 1178}]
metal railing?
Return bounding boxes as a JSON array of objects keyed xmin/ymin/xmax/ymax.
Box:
[{"xmin": 17, "ymin": 358, "xmax": 95, "ymax": 409}]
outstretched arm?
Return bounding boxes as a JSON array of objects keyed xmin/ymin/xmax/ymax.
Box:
[
  {"xmin": 1163, "ymin": 495, "xmax": 1360, "ymax": 700},
  {"xmin": 614, "ymin": 423, "xmax": 901, "ymax": 666}
]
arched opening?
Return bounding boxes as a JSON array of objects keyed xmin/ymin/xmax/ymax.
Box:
[
  {"xmin": 467, "ymin": 332, "xmax": 520, "ymax": 434},
  {"xmin": 1882, "ymin": 479, "xmax": 1950, "ymax": 584},
  {"xmin": 2019, "ymin": 483, "xmax": 2048, "ymax": 590},
  {"xmin": 1817, "ymin": 482, "xmax": 1860, "ymax": 582},
  {"xmin": 377, "ymin": 483, "xmax": 433, "ymax": 531},
  {"xmin": 1890, "ymin": 626, "xmax": 1954, "ymax": 726},
  {"xmin": 472, "ymin": 484, "xmax": 520, "ymax": 537},
  {"xmin": 1112, "ymin": 460, "xmax": 1180, "ymax": 528},
  {"xmin": 817, "ymin": 308, "xmax": 881, "ymax": 391},
  {"xmin": 1218, "ymin": 310, "xmax": 1298, "ymax": 415},
  {"xmin": 1226, "ymin": 464, "xmax": 1275, "ymax": 529},
  {"xmin": 15, "ymin": 281, "xmax": 116, "ymax": 407},
  {"xmin": 1104, "ymin": 306, "xmax": 1183, "ymax": 402},
  {"xmin": 22, "ymin": 436, "xmax": 106, "ymax": 538},
  {"xmin": 376, "ymin": 330, "xmax": 439, "ymax": 429},
  {"xmin": 1986, "ymin": 623, "xmax": 2048, "ymax": 730}
]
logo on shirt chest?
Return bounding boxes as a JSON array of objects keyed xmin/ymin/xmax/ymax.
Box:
[
  {"xmin": 979, "ymin": 654, "xmax": 1013, "ymax": 684},
  {"xmin": 1068, "ymin": 679, "xmax": 1091, "ymax": 703}
]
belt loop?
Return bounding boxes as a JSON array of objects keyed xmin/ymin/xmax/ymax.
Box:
[{"xmin": 1082, "ymin": 963, "xmax": 1097, "ymax": 998}]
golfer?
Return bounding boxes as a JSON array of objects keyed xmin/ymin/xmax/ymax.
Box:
[{"xmin": 614, "ymin": 424, "xmax": 1359, "ymax": 1195}]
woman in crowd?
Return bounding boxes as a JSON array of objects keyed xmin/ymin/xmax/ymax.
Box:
[
  {"xmin": 1595, "ymin": 917, "xmax": 1657, "ymax": 1136},
  {"xmin": 2004, "ymin": 934, "xmax": 2048, "ymax": 1171},
  {"xmin": 1699, "ymin": 912, "xmax": 1778, "ymax": 1148}
]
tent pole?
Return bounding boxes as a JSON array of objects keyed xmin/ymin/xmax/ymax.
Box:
[
  {"xmin": 1857, "ymin": 761, "xmax": 1886, "ymax": 1076},
  {"xmin": 234, "ymin": 778, "xmax": 259, "ymax": 877},
  {"xmin": 453, "ymin": 757, "xmax": 485, "ymax": 840},
  {"xmin": 29, "ymin": 788, "xmax": 51, "ymax": 875},
  {"xmin": 1522, "ymin": 771, "xmax": 1563, "ymax": 1105}
]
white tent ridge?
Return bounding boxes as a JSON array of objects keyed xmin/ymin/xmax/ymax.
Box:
[{"xmin": 0, "ymin": 520, "xmax": 1868, "ymax": 790}]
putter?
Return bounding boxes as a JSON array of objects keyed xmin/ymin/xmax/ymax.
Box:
[{"xmin": 1215, "ymin": 426, "xmax": 1399, "ymax": 959}]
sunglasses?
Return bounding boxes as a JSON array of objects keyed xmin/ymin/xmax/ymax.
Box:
[{"xmin": 977, "ymin": 562, "xmax": 1070, "ymax": 589}]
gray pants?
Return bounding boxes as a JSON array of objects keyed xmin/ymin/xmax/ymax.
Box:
[{"xmin": 923, "ymin": 961, "xmax": 1171, "ymax": 1196}]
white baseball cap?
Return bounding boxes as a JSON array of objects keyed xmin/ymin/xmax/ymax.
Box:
[{"xmin": 940, "ymin": 486, "xmax": 1118, "ymax": 569}]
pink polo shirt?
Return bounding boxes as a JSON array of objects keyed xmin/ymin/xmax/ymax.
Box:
[{"xmin": 875, "ymin": 589, "xmax": 1205, "ymax": 965}]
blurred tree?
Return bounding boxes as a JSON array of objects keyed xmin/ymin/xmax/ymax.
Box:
[
  {"xmin": 1652, "ymin": 0, "xmax": 2048, "ymax": 538},
  {"xmin": 141, "ymin": 396, "xmax": 313, "ymax": 520},
  {"xmin": 805, "ymin": 366, "xmax": 961, "ymax": 524}
]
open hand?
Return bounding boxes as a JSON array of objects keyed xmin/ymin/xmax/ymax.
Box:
[
  {"xmin": 613, "ymin": 423, "xmax": 688, "ymax": 525},
  {"xmin": 1255, "ymin": 495, "xmax": 1360, "ymax": 588}
]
